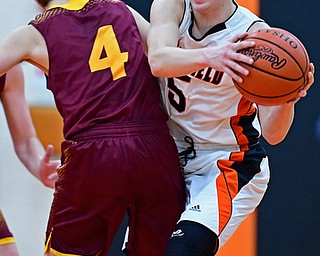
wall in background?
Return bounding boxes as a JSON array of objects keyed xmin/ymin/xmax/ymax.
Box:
[{"xmin": 259, "ymin": 1, "xmax": 320, "ymax": 255}]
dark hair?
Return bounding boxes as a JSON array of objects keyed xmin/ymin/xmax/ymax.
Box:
[{"xmin": 36, "ymin": 0, "xmax": 51, "ymax": 8}]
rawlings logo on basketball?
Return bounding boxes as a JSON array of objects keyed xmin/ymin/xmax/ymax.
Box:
[
  {"xmin": 234, "ymin": 27, "xmax": 310, "ymax": 106},
  {"xmin": 240, "ymin": 45, "xmax": 287, "ymax": 70}
]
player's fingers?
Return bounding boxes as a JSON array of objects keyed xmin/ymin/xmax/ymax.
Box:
[
  {"xmin": 231, "ymin": 32, "xmax": 249, "ymax": 43},
  {"xmin": 303, "ymin": 62, "xmax": 315, "ymax": 89},
  {"xmin": 228, "ymin": 58, "xmax": 250, "ymax": 76},
  {"xmin": 309, "ymin": 62, "xmax": 315, "ymax": 74},
  {"xmin": 233, "ymin": 52, "xmax": 254, "ymax": 65},
  {"xmin": 287, "ymin": 86, "xmax": 308, "ymax": 104},
  {"xmin": 304, "ymin": 68, "xmax": 315, "ymax": 91},
  {"xmin": 48, "ymin": 172, "xmax": 58, "ymax": 181},
  {"xmin": 44, "ymin": 178, "xmax": 57, "ymax": 189},
  {"xmin": 43, "ymin": 144, "xmax": 54, "ymax": 163},
  {"xmin": 225, "ymin": 67, "xmax": 244, "ymax": 83},
  {"xmin": 235, "ymin": 40, "xmax": 255, "ymax": 51},
  {"xmin": 299, "ymin": 89, "xmax": 307, "ymax": 97},
  {"xmin": 232, "ymin": 41, "xmax": 255, "ymax": 65}
]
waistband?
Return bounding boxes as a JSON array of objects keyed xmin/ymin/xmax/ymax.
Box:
[
  {"xmin": 176, "ymin": 139, "xmax": 240, "ymax": 153},
  {"xmin": 176, "ymin": 139, "xmax": 261, "ymax": 152},
  {"xmin": 69, "ymin": 121, "xmax": 170, "ymax": 140}
]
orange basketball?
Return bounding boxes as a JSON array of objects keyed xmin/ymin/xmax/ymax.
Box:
[{"xmin": 233, "ymin": 27, "xmax": 310, "ymax": 105}]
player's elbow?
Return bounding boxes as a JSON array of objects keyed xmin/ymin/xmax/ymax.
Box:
[
  {"xmin": 148, "ymin": 58, "xmax": 162, "ymax": 77},
  {"xmin": 262, "ymin": 132, "xmax": 286, "ymax": 146},
  {"xmin": 148, "ymin": 52, "xmax": 166, "ymax": 77}
]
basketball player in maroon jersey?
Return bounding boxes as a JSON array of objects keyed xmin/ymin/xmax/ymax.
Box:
[
  {"xmin": 0, "ymin": 65, "xmax": 59, "ymax": 256},
  {"xmin": 0, "ymin": 209, "xmax": 18, "ymax": 256},
  {"xmin": 0, "ymin": 0, "xmax": 186, "ymax": 255}
]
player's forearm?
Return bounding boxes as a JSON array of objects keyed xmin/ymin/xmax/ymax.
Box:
[
  {"xmin": 14, "ymin": 136, "xmax": 45, "ymax": 181},
  {"xmin": 259, "ymin": 104, "xmax": 295, "ymax": 145},
  {"xmin": 148, "ymin": 47, "xmax": 208, "ymax": 77}
]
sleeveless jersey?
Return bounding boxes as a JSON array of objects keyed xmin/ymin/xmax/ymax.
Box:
[
  {"xmin": 0, "ymin": 74, "xmax": 6, "ymax": 93},
  {"xmin": 161, "ymin": 0, "xmax": 264, "ymax": 150},
  {"xmin": 30, "ymin": 0, "xmax": 167, "ymax": 139}
]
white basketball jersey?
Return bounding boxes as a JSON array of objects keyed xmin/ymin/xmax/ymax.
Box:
[{"xmin": 161, "ymin": 0, "xmax": 264, "ymax": 150}]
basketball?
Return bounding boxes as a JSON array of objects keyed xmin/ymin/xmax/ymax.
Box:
[{"xmin": 233, "ymin": 27, "xmax": 310, "ymax": 105}]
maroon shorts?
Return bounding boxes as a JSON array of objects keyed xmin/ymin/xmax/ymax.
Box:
[
  {"xmin": 45, "ymin": 121, "xmax": 185, "ymax": 255},
  {"xmin": 0, "ymin": 210, "xmax": 15, "ymax": 245}
]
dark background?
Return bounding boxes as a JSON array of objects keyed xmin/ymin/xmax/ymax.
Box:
[
  {"xmin": 259, "ymin": 1, "xmax": 320, "ymax": 255},
  {"xmin": 111, "ymin": 1, "xmax": 320, "ymax": 255}
]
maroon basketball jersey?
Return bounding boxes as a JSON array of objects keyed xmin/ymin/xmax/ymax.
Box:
[
  {"xmin": 0, "ymin": 210, "xmax": 13, "ymax": 242},
  {"xmin": 30, "ymin": 0, "xmax": 167, "ymax": 139},
  {"xmin": 0, "ymin": 74, "xmax": 6, "ymax": 93}
]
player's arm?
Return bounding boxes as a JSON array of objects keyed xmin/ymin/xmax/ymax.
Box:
[
  {"xmin": 250, "ymin": 22, "xmax": 295, "ymax": 145},
  {"xmin": 249, "ymin": 22, "xmax": 316, "ymax": 144},
  {"xmin": 258, "ymin": 64, "xmax": 314, "ymax": 145},
  {"xmin": 0, "ymin": 25, "xmax": 49, "ymax": 77},
  {"xmin": 127, "ymin": 5, "xmax": 150, "ymax": 54},
  {"xmin": 1, "ymin": 65, "xmax": 59, "ymax": 188},
  {"xmin": 148, "ymin": 0, "xmax": 254, "ymax": 81}
]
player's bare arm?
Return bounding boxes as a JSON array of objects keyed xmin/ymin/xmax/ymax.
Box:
[
  {"xmin": 148, "ymin": 0, "xmax": 255, "ymax": 81},
  {"xmin": 0, "ymin": 25, "xmax": 49, "ymax": 76},
  {"xmin": 148, "ymin": 0, "xmax": 192, "ymax": 77},
  {"xmin": 149, "ymin": 0, "xmax": 228, "ymax": 77},
  {"xmin": 258, "ymin": 63, "xmax": 315, "ymax": 145},
  {"xmin": 1, "ymin": 65, "xmax": 58, "ymax": 188},
  {"xmin": 127, "ymin": 6, "xmax": 150, "ymax": 53},
  {"xmin": 249, "ymin": 23, "xmax": 315, "ymax": 145}
]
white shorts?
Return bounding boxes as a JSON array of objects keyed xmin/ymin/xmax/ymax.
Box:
[{"xmin": 178, "ymin": 144, "xmax": 270, "ymax": 248}]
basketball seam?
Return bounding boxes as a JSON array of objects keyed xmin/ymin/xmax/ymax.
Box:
[
  {"xmin": 244, "ymin": 36, "xmax": 307, "ymax": 80},
  {"xmin": 233, "ymin": 79, "xmax": 303, "ymax": 99}
]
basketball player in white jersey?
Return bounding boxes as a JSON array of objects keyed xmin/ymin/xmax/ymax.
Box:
[{"xmin": 148, "ymin": 0, "xmax": 315, "ymax": 255}]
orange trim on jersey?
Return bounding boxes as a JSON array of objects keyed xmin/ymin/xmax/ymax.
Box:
[
  {"xmin": 231, "ymin": 98, "xmax": 256, "ymax": 151},
  {"xmin": 216, "ymin": 151, "xmax": 245, "ymax": 234},
  {"xmin": 0, "ymin": 237, "xmax": 15, "ymax": 246},
  {"xmin": 218, "ymin": 1, "xmax": 260, "ymax": 255},
  {"xmin": 230, "ymin": 151, "xmax": 245, "ymax": 162},
  {"xmin": 216, "ymin": 159, "xmax": 238, "ymax": 234}
]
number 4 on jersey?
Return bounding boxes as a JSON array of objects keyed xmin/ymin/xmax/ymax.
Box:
[{"xmin": 89, "ymin": 25, "xmax": 128, "ymax": 80}]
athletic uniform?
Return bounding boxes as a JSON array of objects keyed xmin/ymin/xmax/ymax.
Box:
[
  {"xmin": 162, "ymin": 0, "xmax": 270, "ymax": 251},
  {"xmin": 0, "ymin": 74, "xmax": 5, "ymax": 92},
  {"xmin": 0, "ymin": 76, "xmax": 15, "ymax": 247},
  {"xmin": 30, "ymin": 0, "xmax": 185, "ymax": 255},
  {"xmin": 0, "ymin": 210, "xmax": 15, "ymax": 247}
]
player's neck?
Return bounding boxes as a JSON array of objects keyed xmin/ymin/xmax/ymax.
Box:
[
  {"xmin": 192, "ymin": 1, "xmax": 236, "ymax": 38},
  {"xmin": 46, "ymin": 0, "xmax": 72, "ymax": 9}
]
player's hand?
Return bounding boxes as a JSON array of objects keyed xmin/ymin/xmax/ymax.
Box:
[
  {"xmin": 39, "ymin": 144, "xmax": 60, "ymax": 189},
  {"xmin": 207, "ymin": 33, "xmax": 255, "ymax": 83},
  {"xmin": 287, "ymin": 63, "xmax": 315, "ymax": 104}
]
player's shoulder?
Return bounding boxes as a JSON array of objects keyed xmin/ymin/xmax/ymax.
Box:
[
  {"xmin": 227, "ymin": 4, "xmax": 264, "ymax": 32},
  {"xmin": 231, "ymin": 2, "xmax": 262, "ymax": 23},
  {"xmin": 248, "ymin": 22, "xmax": 270, "ymax": 33}
]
